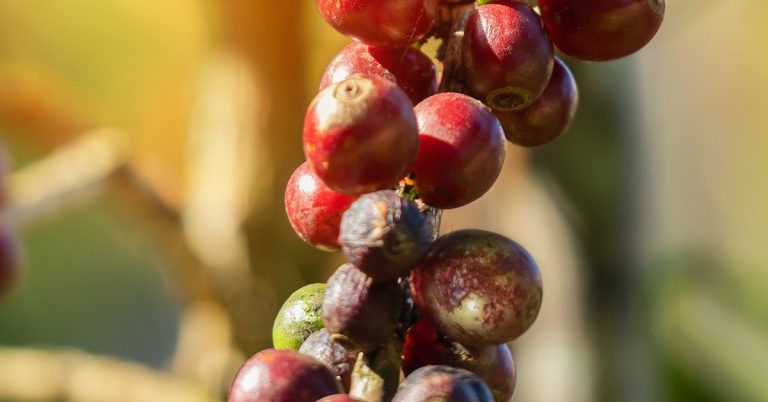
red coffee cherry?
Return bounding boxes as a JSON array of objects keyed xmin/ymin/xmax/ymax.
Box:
[
  {"xmin": 411, "ymin": 93, "xmax": 506, "ymax": 209},
  {"xmin": 539, "ymin": 0, "xmax": 665, "ymax": 61},
  {"xmin": 411, "ymin": 229, "xmax": 543, "ymax": 346},
  {"xmin": 320, "ymin": 42, "xmax": 438, "ymax": 106},
  {"xmin": 285, "ymin": 162, "xmax": 359, "ymax": 251},
  {"xmin": 496, "ymin": 57, "xmax": 579, "ymax": 147},
  {"xmin": 303, "ymin": 75, "xmax": 419, "ymax": 195},
  {"xmin": 463, "ymin": 0, "xmax": 554, "ymax": 111},
  {"xmin": 228, "ymin": 349, "xmax": 341, "ymax": 402},
  {"xmin": 314, "ymin": 0, "xmax": 437, "ymax": 48}
]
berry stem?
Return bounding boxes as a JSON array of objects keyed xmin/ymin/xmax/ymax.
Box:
[
  {"xmin": 437, "ymin": 3, "xmax": 475, "ymax": 93},
  {"xmin": 349, "ymin": 339, "xmax": 403, "ymax": 402}
]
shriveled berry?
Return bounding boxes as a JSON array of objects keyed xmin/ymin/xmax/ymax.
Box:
[
  {"xmin": 539, "ymin": 0, "xmax": 665, "ymax": 61},
  {"xmin": 285, "ymin": 162, "xmax": 359, "ymax": 250},
  {"xmin": 392, "ymin": 365, "xmax": 494, "ymax": 402},
  {"xmin": 228, "ymin": 348, "xmax": 341, "ymax": 402},
  {"xmin": 316, "ymin": 395, "xmax": 361, "ymax": 402},
  {"xmin": 339, "ymin": 191, "xmax": 431, "ymax": 281},
  {"xmin": 320, "ymin": 43, "xmax": 438, "ymax": 105},
  {"xmin": 411, "ymin": 229, "xmax": 543, "ymax": 346},
  {"xmin": 303, "ymin": 75, "xmax": 419, "ymax": 195},
  {"xmin": 412, "ymin": 93, "xmax": 506, "ymax": 209},
  {"xmin": 299, "ymin": 329, "xmax": 358, "ymax": 391},
  {"xmin": 496, "ymin": 57, "xmax": 579, "ymax": 147},
  {"xmin": 273, "ymin": 284, "xmax": 326, "ymax": 350},
  {"xmin": 322, "ymin": 263, "xmax": 403, "ymax": 351},
  {"xmin": 463, "ymin": 0, "xmax": 554, "ymax": 111},
  {"xmin": 0, "ymin": 222, "xmax": 18, "ymax": 298},
  {"xmin": 402, "ymin": 320, "xmax": 517, "ymax": 402},
  {"xmin": 314, "ymin": 0, "xmax": 437, "ymax": 48}
]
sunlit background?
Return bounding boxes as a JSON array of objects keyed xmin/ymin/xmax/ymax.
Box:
[{"xmin": 0, "ymin": 1, "xmax": 766, "ymax": 401}]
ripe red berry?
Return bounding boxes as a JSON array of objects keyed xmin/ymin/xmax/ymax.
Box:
[
  {"xmin": 539, "ymin": 0, "xmax": 665, "ymax": 61},
  {"xmin": 496, "ymin": 57, "xmax": 579, "ymax": 147},
  {"xmin": 411, "ymin": 93, "xmax": 506, "ymax": 209},
  {"xmin": 228, "ymin": 349, "xmax": 341, "ymax": 402},
  {"xmin": 317, "ymin": 395, "xmax": 361, "ymax": 402},
  {"xmin": 303, "ymin": 75, "xmax": 419, "ymax": 195},
  {"xmin": 411, "ymin": 229, "xmax": 543, "ymax": 346},
  {"xmin": 285, "ymin": 162, "xmax": 359, "ymax": 251},
  {"xmin": 320, "ymin": 43, "xmax": 438, "ymax": 106},
  {"xmin": 314, "ymin": 0, "xmax": 437, "ymax": 48},
  {"xmin": 463, "ymin": 0, "xmax": 554, "ymax": 111},
  {"xmin": 0, "ymin": 222, "xmax": 18, "ymax": 298}
]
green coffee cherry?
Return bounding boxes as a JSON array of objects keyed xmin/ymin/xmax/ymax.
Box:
[{"xmin": 272, "ymin": 283, "xmax": 326, "ymax": 350}]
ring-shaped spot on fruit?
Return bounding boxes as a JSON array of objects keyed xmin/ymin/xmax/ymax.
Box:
[{"xmin": 486, "ymin": 86, "xmax": 533, "ymax": 111}]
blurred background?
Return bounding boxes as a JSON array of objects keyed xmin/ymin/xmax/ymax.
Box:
[{"xmin": 0, "ymin": 1, "xmax": 766, "ymax": 401}]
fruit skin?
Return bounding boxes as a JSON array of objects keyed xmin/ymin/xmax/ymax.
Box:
[
  {"xmin": 463, "ymin": 0, "xmax": 554, "ymax": 111},
  {"xmin": 496, "ymin": 57, "xmax": 578, "ymax": 147},
  {"xmin": 320, "ymin": 42, "xmax": 438, "ymax": 106},
  {"xmin": 339, "ymin": 191, "xmax": 432, "ymax": 281},
  {"xmin": 539, "ymin": 0, "xmax": 665, "ymax": 61},
  {"xmin": 314, "ymin": 0, "xmax": 437, "ymax": 48},
  {"xmin": 299, "ymin": 329, "xmax": 358, "ymax": 391},
  {"xmin": 0, "ymin": 222, "xmax": 18, "ymax": 298},
  {"xmin": 411, "ymin": 229, "xmax": 543, "ymax": 346},
  {"xmin": 228, "ymin": 348, "xmax": 341, "ymax": 402},
  {"xmin": 316, "ymin": 395, "xmax": 361, "ymax": 402},
  {"xmin": 392, "ymin": 365, "xmax": 494, "ymax": 402},
  {"xmin": 303, "ymin": 75, "xmax": 419, "ymax": 195},
  {"xmin": 285, "ymin": 162, "xmax": 359, "ymax": 251},
  {"xmin": 272, "ymin": 284, "xmax": 326, "ymax": 350},
  {"xmin": 322, "ymin": 263, "xmax": 403, "ymax": 351},
  {"xmin": 412, "ymin": 93, "xmax": 506, "ymax": 209},
  {"xmin": 402, "ymin": 320, "xmax": 517, "ymax": 402}
]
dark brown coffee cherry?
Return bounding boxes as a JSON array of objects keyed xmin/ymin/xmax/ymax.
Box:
[
  {"xmin": 228, "ymin": 348, "xmax": 341, "ymax": 402},
  {"xmin": 322, "ymin": 263, "xmax": 403, "ymax": 351},
  {"xmin": 339, "ymin": 191, "xmax": 432, "ymax": 281},
  {"xmin": 411, "ymin": 229, "xmax": 543, "ymax": 346},
  {"xmin": 392, "ymin": 365, "xmax": 494, "ymax": 402},
  {"xmin": 300, "ymin": 329, "xmax": 358, "ymax": 391}
]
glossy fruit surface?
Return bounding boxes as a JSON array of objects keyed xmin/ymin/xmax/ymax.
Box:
[
  {"xmin": 322, "ymin": 263, "xmax": 403, "ymax": 351},
  {"xmin": 539, "ymin": 0, "xmax": 665, "ymax": 61},
  {"xmin": 412, "ymin": 93, "xmax": 506, "ymax": 209},
  {"xmin": 339, "ymin": 191, "xmax": 431, "ymax": 281},
  {"xmin": 299, "ymin": 329, "xmax": 358, "ymax": 391},
  {"xmin": 411, "ymin": 229, "xmax": 542, "ymax": 346},
  {"xmin": 228, "ymin": 348, "xmax": 341, "ymax": 402},
  {"xmin": 463, "ymin": 0, "xmax": 554, "ymax": 111},
  {"xmin": 496, "ymin": 57, "xmax": 578, "ymax": 147},
  {"xmin": 314, "ymin": 0, "xmax": 437, "ymax": 48},
  {"xmin": 402, "ymin": 320, "xmax": 517, "ymax": 402},
  {"xmin": 320, "ymin": 43, "xmax": 438, "ymax": 105},
  {"xmin": 392, "ymin": 365, "xmax": 494, "ymax": 402},
  {"xmin": 285, "ymin": 162, "xmax": 359, "ymax": 250},
  {"xmin": 316, "ymin": 395, "xmax": 361, "ymax": 402},
  {"xmin": 273, "ymin": 283, "xmax": 326, "ymax": 350},
  {"xmin": 303, "ymin": 75, "xmax": 418, "ymax": 195},
  {"xmin": 0, "ymin": 223, "xmax": 18, "ymax": 298}
]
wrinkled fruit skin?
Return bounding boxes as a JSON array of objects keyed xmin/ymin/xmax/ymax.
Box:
[
  {"xmin": 402, "ymin": 320, "xmax": 517, "ymax": 402},
  {"xmin": 539, "ymin": 0, "xmax": 665, "ymax": 61},
  {"xmin": 320, "ymin": 42, "xmax": 438, "ymax": 105},
  {"xmin": 392, "ymin": 365, "xmax": 494, "ymax": 402},
  {"xmin": 463, "ymin": 0, "xmax": 554, "ymax": 111},
  {"xmin": 316, "ymin": 395, "xmax": 361, "ymax": 402},
  {"xmin": 411, "ymin": 229, "xmax": 543, "ymax": 346},
  {"xmin": 299, "ymin": 329, "xmax": 358, "ymax": 391},
  {"xmin": 322, "ymin": 263, "xmax": 403, "ymax": 351},
  {"xmin": 228, "ymin": 349, "xmax": 341, "ymax": 402},
  {"xmin": 339, "ymin": 191, "xmax": 432, "ymax": 281},
  {"xmin": 314, "ymin": 0, "xmax": 437, "ymax": 48},
  {"xmin": 496, "ymin": 57, "xmax": 578, "ymax": 147},
  {"xmin": 303, "ymin": 75, "xmax": 419, "ymax": 195},
  {"xmin": 273, "ymin": 284, "xmax": 326, "ymax": 350},
  {"xmin": 285, "ymin": 162, "xmax": 359, "ymax": 250},
  {"xmin": 412, "ymin": 93, "xmax": 506, "ymax": 209},
  {"xmin": 0, "ymin": 223, "xmax": 18, "ymax": 298}
]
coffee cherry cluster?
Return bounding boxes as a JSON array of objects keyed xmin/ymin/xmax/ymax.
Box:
[
  {"xmin": 230, "ymin": 0, "xmax": 664, "ymax": 401},
  {"xmin": 0, "ymin": 141, "xmax": 18, "ymax": 300}
]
